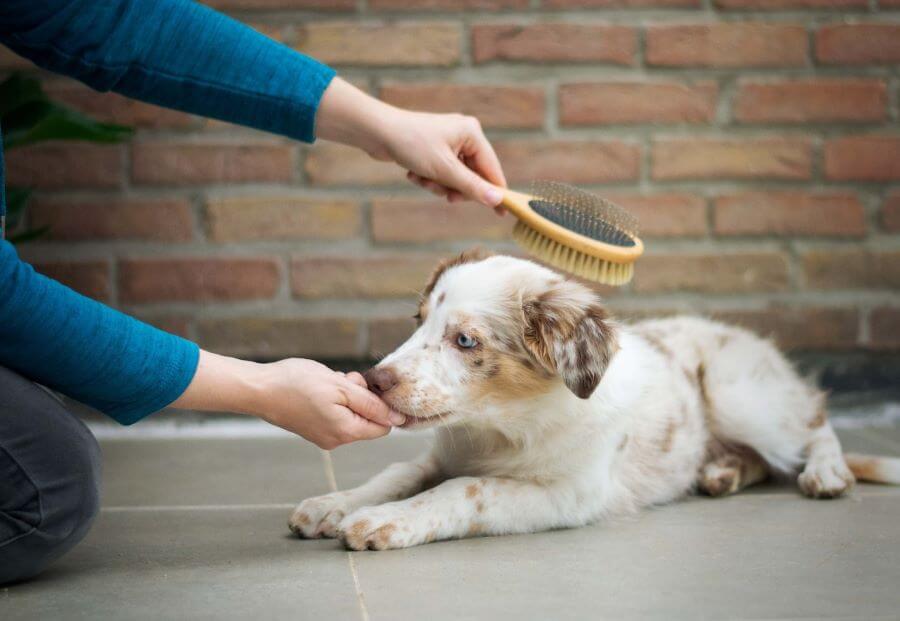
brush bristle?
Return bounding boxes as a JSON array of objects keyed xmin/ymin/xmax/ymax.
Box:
[{"xmin": 513, "ymin": 221, "xmax": 635, "ymax": 285}]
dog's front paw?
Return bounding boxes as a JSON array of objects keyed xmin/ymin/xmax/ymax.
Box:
[
  {"xmin": 289, "ymin": 493, "xmax": 353, "ymax": 539},
  {"xmin": 798, "ymin": 459, "xmax": 855, "ymax": 499},
  {"xmin": 338, "ymin": 506, "xmax": 425, "ymax": 551}
]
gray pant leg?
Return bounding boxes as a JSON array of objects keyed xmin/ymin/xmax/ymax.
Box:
[{"xmin": 0, "ymin": 365, "xmax": 102, "ymax": 585}]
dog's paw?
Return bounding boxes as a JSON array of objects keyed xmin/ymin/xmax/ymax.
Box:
[
  {"xmin": 798, "ymin": 459, "xmax": 855, "ymax": 499},
  {"xmin": 699, "ymin": 463, "xmax": 741, "ymax": 497},
  {"xmin": 338, "ymin": 506, "xmax": 424, "ymax": 551},
  {"xmin": 289, "ymin": 493, "xmax": 353, "ymax": 539}
]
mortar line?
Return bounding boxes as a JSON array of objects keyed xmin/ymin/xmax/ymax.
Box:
[{"xmin": 322, "ymin": 449, "xmax": 371, "ymax": 621}]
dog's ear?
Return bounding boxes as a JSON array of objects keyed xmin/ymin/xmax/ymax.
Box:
[{"xmin": 521, "ymin": 280, "xmax": 618, "ymax": 399}]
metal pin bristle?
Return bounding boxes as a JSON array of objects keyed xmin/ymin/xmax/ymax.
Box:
[{"xmin": 528, "ymin": 181, "xmax": 638, "ymax": 247}]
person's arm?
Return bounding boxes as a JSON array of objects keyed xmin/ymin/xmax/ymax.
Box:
[
  {"xmin": 171, "ymin": 351, "xmax": 403, "ymax": 449},
  {"xmin": 0, "ymin": 0, "xmax": 333, "ymax": 143},
  {"xmin": 0, "ymin": 0, "xmax": 506, "ymax": 207}
]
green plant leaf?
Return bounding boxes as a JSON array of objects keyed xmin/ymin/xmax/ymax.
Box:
[
  {"xmin": 0, "ymin": 73, "xmax": 44, "ymax": 118},
  {"xmin": 8, "ymin": 225, "xmax": 50, "ymax": 244},
  {"xmin": 6, "ymin": 187, "xmax": 32, "ymax": 217},
  {"xmin": 3, "ymin": 101, "xmax": 132, "ymax": 149}
]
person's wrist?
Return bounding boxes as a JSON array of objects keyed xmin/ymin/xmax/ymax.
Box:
[{"xmin": 316, "ymin": 77, "xmax": 395, "ymax": 158}]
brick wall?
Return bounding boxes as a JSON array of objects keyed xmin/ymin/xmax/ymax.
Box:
[{"xmin": 4, "ymin": 1, "xmax": 900, "ymax": 386}]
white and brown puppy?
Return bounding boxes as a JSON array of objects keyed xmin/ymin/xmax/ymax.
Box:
[{"xmin": 290, "ymin": 250, "xmax": 900, "ymax": 551}]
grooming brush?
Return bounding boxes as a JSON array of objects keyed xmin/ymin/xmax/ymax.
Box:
[{"xmin": 499, "ymin": 181, "xmax": 644, "ymax": 286}]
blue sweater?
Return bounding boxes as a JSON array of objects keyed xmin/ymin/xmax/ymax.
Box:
[{"xmin": 0, "ymin": 0, "xmax": 335, "ymax": 424}]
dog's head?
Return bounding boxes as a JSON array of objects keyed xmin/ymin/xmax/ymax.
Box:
[{"xmin": 365, "ymin": 250, "xmax": 619, "ymax": 430}]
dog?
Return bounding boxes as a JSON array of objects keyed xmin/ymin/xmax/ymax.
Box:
[{"xmin": 289, "ymin": 249, "xmax": 900, "ymax": 551}]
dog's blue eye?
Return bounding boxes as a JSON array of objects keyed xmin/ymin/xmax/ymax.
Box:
[{"xmin": 456, "ymin": 333, "xmax": 477, "ymax": 349}]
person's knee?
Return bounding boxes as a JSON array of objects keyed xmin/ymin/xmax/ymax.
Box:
[{"xmin": 0, "ymin": 382, "xmax": 102, "ymax": 585}]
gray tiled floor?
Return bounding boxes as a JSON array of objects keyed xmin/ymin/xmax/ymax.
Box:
[{"xmin": 3, "ymin": 427, "xmax": 900, "ymax": 620}]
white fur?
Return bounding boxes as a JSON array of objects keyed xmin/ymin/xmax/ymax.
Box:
[{"xmin": 290, "ymin": 255, "xmax": 885, "ymax": 551}]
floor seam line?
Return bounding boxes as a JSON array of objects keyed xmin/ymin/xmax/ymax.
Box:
[{"xmin": 322, "ymin": 449, "xmax": 371, "ymax": 621}]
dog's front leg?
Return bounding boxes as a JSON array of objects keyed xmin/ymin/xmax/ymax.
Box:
[
  {"xmin": 339, "ymin": 476, "xmax": 579, "ymax": 551},
  {"xmin": 289, "ymin": 452, "xmax": 442, "ymax": 538}
]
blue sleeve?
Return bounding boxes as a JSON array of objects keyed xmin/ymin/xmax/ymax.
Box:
[
  {"xmin": 0, "ymin": 241, "xmax": 199, "ymax": 424},
  {"xmin": 0, "ymin": 0, "xmax": 336, "ymax": 142},
  {"xmin": 0, "ymin": 0, "xmax": 337, "ymax": 423}
]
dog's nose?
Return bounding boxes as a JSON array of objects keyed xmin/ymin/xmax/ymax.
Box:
[{"xmin": 364, "ymin": 366, "xmax": 399, "ymax": 396}]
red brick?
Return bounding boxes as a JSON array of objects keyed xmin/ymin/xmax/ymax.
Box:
[
  {"xmin": 646, "ymin": 23, "xmax": 807, "ymax": 68},
  {"xmin": 472, "ymin": 24, "xmax": 636, "ymax": 65},
  {"xmin": 713, "ymin": 192, "xmax": 866, "ymax": 237},
  {"xmin": 714, "ymin": 308, "xmax": 859, "ymax": 351},
  {"xmin": 371, "ymin": 198, "xmax": 513, "ymax": 243},
  {"xmin": 45, "ymin": 82, "xmax": 194, "ymax": 128},
  {"xmin": 295, "ymin": 22, "xmax": 461, "ymax": 66},
  {"xmin": 206, "ymin": 196, "xmax": 360, "ymax": 242},
  {"xmin": 495, "ymin": 139, "xmax": 641, "ymax": 184},
  {"xmin": 716, "ymin": 0, "xmax": 865, "ymax": 6},
  {"xmin": 380, "ymin": 83, "xmax": 544, "ymax": 129},
  {"xmin": 882, "ymin": 192, "xmax": 900, "ymax": 233},
  {"xmin": 801, "ymin": 250, "xmax": 900, "ymax": 290},
  {"xmin": 652, "ymin": 138, "xmax": 811, "ymax": 181},
  {"xmin": 196, "ymin": 317, "xmax": 362, "ymax": 359},
  {"xmin": 560, "ymin": 81, "xmax": 717, "ymax": 126},
  {"xmin": 119, "ymin": 258, "xmax": 280, "ymax": 303},
  {"xmin": 33, "ymin": 260, "xmax": 111, "ymax": 302},
  {"xmin": 824, "ymin": 136, "xmax": 900, "ymax": 181},
  {"xmin": 546, "ymin": 0, "xmax": 699, "ymax": 6},
  {"xmin": 816, "ymin": 24, "xmax": 900, "ymax": 65},
  {"xmin": 202, "ymin": 0, "xmax": 355, "ymax": 9},
  {"xmin": 291, "ymin": 255, "xmax": 440, "ymax": 298},
  {"xmin": 371, "ymin": 0, "xmax": 528, "ymax": 8},
  {"xmin": 304, "ymin": 143, "xmax": 406, "ymax": 186},
  {"xmin": 603, "ymin": 194, "xmax": 707, "ymax": 238},
  {"xmin": 5, "ymin": 143, "xmax": 124, "ymax": 189},
  {"xmin": 633, "ymin": 252, "xmax": 789, "ymax": 293},
  {"xmin": 131, "ymin": 142, "xmax": 294, "ymax": 185},
  {"xmin": 368, "ymin": 317, "xmax": 417, "ymax": 358},
  {"xmin": 734, "ymin": 79, "xmax": 887, "ymax": 124},
  {"xmin": 30, "ymin": 198, "xmax": 193, "ymax": 242},
  {"xmin": 870, "ymin": 308, "xmax": 900, "ymax": 351}
]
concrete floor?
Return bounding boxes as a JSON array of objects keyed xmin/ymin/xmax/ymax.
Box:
[{"xmin": 3, "ymin": 424, "xmax": 900, "ymax": 620}]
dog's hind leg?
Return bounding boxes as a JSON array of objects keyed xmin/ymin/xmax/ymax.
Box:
[
  {"xmin": 697, "ymin": 444, "xmax": 769, "ymax": 497},
  {"xmin": 798, "ymin": 422, "xmax": 855, "ymax": 499}
]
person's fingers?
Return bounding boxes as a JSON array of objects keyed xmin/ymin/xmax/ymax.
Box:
[
  {"xmin": 345, "ymin": 371, "xmax": 368, "ymax": 389},
  {"xmin": 442, "ymin": 154, "xmax": 503, "ymax": 207},
  {"xmin": 462, "ymin": 121, "xmax": 507, "ymax": 190},
  {"xmin": 408, "ymin": 171, "xmax": 453, "ymax": 198},
  {"xmin": 447, "ymin": 190, "xmax": 465, "ymax": 203},
  {"xmin": 340, "ymin": 380, "xmax": 406, "ymax": 427},
  {"xmin": 336, "ymin": 406, "xmax": 392, "ymax": 442}
]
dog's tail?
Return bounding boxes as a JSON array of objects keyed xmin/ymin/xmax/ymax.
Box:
[{"xmin": 845, "ymin": 453, "xmax": 900, "ymax": 485}]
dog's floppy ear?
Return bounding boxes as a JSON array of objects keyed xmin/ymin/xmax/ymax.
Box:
[{"xmin": 521, "ymin": 280, "xmax": 618, "ymax": 399}]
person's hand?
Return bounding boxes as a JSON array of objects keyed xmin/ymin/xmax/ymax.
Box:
[
  {"xmin": 315, "ymin": 77, "xmax": 507, "ymax": 210},
  {"xmin": 253, "ymin": 359, "xmax": 405, "ymax": 449},
  {"xmin": 171, "ymin": 350, "xmax": 405, "ymax": 450}
]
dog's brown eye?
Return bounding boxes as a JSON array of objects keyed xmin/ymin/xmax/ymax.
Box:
[
  {"xmin": 413, "ymin": 311, "xmax": 422, "ymax": 322},
  {"xmin": 456, "ymin": 333, "xmax": 478, "ymax": 349}
]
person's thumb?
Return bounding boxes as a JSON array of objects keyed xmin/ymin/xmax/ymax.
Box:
[
  {"xmin": 444, "ymin": 157, "xmax": 503, "ymax": 208},
  {"xmin": 342, "ymin": 381, "xmax": 406, "ymax": 427}
]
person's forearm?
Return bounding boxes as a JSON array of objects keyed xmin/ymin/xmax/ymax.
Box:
[
  {"xmin": 0, "ymin": 240, "xmax": 199, "ymax": 425},
  {"xmin": 170, "ymin": 350, "xmax": 266, "ymax": 416},
  {"xmin": 0, "ymin": 0, "xmax": 334, "ymax": 142},
  {"xmin": 315, "ymin": 77, "xmax": 398, "ymax": 158}
]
